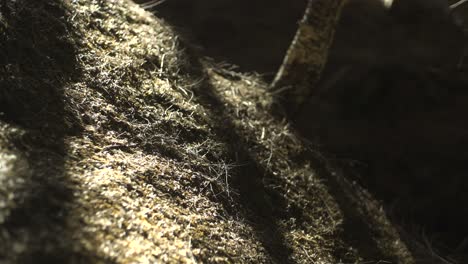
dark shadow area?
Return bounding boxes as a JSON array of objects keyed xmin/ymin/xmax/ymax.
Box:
[
  {"xmin": 0, "ymin": 0, "xmax": 91, "ymax": 262},
  {"xmin": 293, "ymin": 1, "xmax": 468, "ymax": 261},
  {"xmin": 304, "ymin": 153, "xmax": 405, "ymax": 263},
  {"xmin": 135, "ymin": 0, "xmax": 307, "ymax": 81},
  {"xmin": 297, "ymin": 69, "xmax": 468, "ymax": 262}
]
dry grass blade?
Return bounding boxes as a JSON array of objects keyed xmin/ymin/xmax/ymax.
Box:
[{"xmin": 140, "ymin": 0, "xmax": 167, "ymax": 10}]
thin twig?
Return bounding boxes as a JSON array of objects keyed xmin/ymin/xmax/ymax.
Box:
[
  {"xmin": 140, "ymin": 0, "xmax": 167, "ymax": 10},
  {"xmin": 450, "ymin": 0, "xmax": 468, "ymax": 10}
]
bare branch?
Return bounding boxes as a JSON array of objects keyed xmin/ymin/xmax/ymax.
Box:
[{"xmin": 271, "ymin": 0, "xmax": 345, "ymax": 115}]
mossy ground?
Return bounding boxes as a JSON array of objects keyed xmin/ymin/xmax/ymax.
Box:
[{"xmin": 0, "ymin": 0, "xmax": 421, "ymax": 263}]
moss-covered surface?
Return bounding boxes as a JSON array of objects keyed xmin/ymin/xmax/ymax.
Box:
[{"xmin": 0, "ymin": 0, "xmax": 422, "ymax": 263}]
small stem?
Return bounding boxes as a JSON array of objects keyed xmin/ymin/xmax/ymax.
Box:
[{"xmin": 451, "ymin": 0, "xmax": 468, "ymax": 10}]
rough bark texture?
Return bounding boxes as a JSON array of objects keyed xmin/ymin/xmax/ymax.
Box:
[{"xmin": 271, "ymin": 0, "xmax": 345, "ymax": 115}]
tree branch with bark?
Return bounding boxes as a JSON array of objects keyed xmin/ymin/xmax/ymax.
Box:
[{"xmin": 271, "ymin": 0, "xmax": 345, "ymax": 115}]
